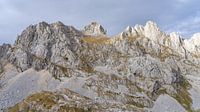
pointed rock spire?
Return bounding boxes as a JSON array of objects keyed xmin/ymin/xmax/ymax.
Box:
[
  {"xmin": 191, "ymin": 33, "xmax": 200, "ymax": 40},
  {"xmin": 144, "ymin": 21, "xmax": 160, "ymax": 32},
  {"xmin": 184, "ymin": 33, "xmax": 200, "ymax": 52},
  {"xmin": 120, "ymin": 26, "xmax": 138, "ymax": 38},
  {"xmin": 143, "ymin": 21, "xmax": 167, "ymax": 42},
  {"xmin": 144, "ymin": 21, "xmax": 161, "ymax": 37},
  {"xmin": 82, "ymin": 22, "xmax": 107, "ymax": 36}
]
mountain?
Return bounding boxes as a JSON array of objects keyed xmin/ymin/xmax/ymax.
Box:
[{"xmin": 1, "ymin": 21, "xmax": 200, "ymax": 112}]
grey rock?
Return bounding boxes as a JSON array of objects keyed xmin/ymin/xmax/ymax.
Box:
[
  {"xmin": 0, "ymin": 44, "xmax": 11, "ymax": 60},
  {"xmin": 82, "ymin": 22, "xmax": 107, "ymax": 36},
  {"xmin": 1, "ymin": 21, "xmax": 200, "ymax": 112}
]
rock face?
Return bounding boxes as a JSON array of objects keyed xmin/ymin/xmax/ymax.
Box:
[
  {"xmin": 82, "ymin": 22, "xmax": 107, "ymax": 36},
  {"xmin": 1, "ymin": 21, "xmax": 200, "ymax": 112}
]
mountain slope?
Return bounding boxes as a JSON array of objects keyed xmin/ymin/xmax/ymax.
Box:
[{"xmin": 1, "ymin": 21, "xmax": 200, "ymax": 112}]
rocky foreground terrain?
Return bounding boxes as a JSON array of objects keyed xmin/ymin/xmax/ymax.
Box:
[{"xmin": 1, "ymin": 21, "xmax": 200, "ymax": 112}]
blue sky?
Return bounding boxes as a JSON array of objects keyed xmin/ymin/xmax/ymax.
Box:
[{"xmin": 0, "ymin": 0, "xmax": 200, "ymax": 44}]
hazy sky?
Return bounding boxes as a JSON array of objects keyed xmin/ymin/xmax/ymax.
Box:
[{"xmin": 0, "ymin": 0, "xmax": 200, "ymax": 44}]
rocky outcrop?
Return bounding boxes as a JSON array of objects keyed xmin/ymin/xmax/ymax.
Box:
[
  {"xmin": 82, "ymin": 22, "xmax": 107, "ymax": 36},
  {"xmin": 0, "ymin": 44, "xmax": 11, "ymax": 74},
  {"xmin": 0, "ymin": 44, "xmax": 11, "ymax": 60},
  {"xmin": 1, "ymin": 21, "xmax": 200, "ymax": 111},
  {"xmin": 8, "ymin": 21, "xmax": 82, "ymax": 74}
]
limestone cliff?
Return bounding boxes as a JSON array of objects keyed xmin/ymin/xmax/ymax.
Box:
[{"xmin": 1, "ymin": 21, "xmax": 200, "ymax": 112}]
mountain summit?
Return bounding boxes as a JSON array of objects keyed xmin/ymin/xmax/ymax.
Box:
[
  {"xmin": 1, "ymin": 21, "xmax": 200, "ymax": 112},
  {"xmin": 83, "ymin": 22, "xmax": 107, "ymax": 36}
]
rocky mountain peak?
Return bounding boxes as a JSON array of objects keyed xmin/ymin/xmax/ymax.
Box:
[
  {"xmin": 37, "ymin": 21, "xmax": 49, "ymax": 27},
  {"xmin": 119, "ymin": 26, "xmax": 137, "ymax": 38},
  {"xmin": 191, "ymin": 33, "xmax": 200, "ymax": 40},
  {"xmin": 184, "ymin": 33, "xmax": 200, "ymax": 52},
  {"xmin": 120, "ymin": 21, "xmax": 164, "ymax": 42},
  {"xmin": 50, "ymin": 21, "xmax": 66, "ymax": 29},
  {"xmin": 82, "ymin": 21, "xmax": 107, "ymax": 36},
  {"xmin": 1, "ymin": 21, "xmax": 200, "ymax": 112},
  {"xmin": 143, "ymin": 21, "xmax": 166, "ymax": 42},
  {"xmin": 144, "ymin": 21, "xmax": 159, "ymax": 31},
  {"xmin": 15, "ymin": 21, "xmax": 81, "ymax": 45}
]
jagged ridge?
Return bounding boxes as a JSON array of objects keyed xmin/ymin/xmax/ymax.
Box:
[{"xmin": 1, "ymin": 21, "xmax": 200, "ymax": 111}]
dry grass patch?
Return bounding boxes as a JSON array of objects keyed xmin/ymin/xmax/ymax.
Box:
[{"xmin": 81, "ymin": 36, "xmax": 110, "ymax": 44}]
